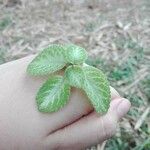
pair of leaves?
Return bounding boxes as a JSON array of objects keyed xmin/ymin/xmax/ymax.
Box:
[
  {"xmin": 65, "ymin": 65, "xmax": 110, "ymax": 113},
  {"xmin": 27, "ymin": 44, "xmax": 110, "ymax": 114},
  {"xmin": 27, "ymin": 44, "xmax": 87, "ymax": 75}
]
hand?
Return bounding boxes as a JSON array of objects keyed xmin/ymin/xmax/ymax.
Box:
[{"xmin": 0, "ymin": 56, "xmax": 131, "ymax": 150}]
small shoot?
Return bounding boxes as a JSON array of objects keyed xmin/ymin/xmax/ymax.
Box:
[{"xmin": 27, "ymin": 44, "xmax": 111, "ymax": 114}]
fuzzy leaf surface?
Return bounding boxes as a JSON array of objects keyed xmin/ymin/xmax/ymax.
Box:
[
  {"xmin": 36, "ymin": 76, "xmax": 70, "ymax": 112},
  {"xmin": 82, "ymin": 66, "xmax": 111, "ymax": 113},
  {"xmin": 27, "ymin": 45, "xmax": 66, "ymax": 75},
  {"xmin": 65, "ymin": 65, "xmax": 84, "ymax": 88},
  {"xmin": 65, "ymin": 44, "xmax": 87, "ymax": 64}
]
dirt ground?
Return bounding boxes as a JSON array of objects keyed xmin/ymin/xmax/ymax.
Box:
[{"xmin": 0, "ymin": 0, "xmax": 150, "ymax": 149}]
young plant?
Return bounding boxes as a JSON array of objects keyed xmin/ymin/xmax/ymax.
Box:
[{"xmin": 27, "ymin": 44, "xmax": 111, "ymax": 114}]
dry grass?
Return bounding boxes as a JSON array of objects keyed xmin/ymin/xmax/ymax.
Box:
[{"xmin": 0, "ymin": 0, "xmax": 150, "ymax": 149}]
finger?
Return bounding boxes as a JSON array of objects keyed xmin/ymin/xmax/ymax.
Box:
[{"xmin": 45, "ymin": 98, "xmax": 131, "ymax": 150}]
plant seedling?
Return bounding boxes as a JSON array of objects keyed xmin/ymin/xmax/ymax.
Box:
[{"xmin": 27, "ymin": 44, "xmax": 111, "ymax": 114}]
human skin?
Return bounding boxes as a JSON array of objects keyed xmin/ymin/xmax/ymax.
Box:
[{"xmin": 0, "ymin": 56, "xmax": 131, "ymax": 150}]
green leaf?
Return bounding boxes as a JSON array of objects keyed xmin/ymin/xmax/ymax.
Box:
[
  {"xmin": 36, "ymin": 76, "xmax": 70, "ymax": 112},
  {"xmin": 65, "ymin": 64, "xmax": 110, "ymax": 113},
  {"xmin": 65, "ymin": 65, "xmax": 84, "ymax": 88},
  {"xmin": 83, "ymin": 66, "xmax": 111, "ymax": 113},
  {"xmin": 27, "ymin": 44, "xmax": 66, "ymax": 75},
  {"xmin": 64, "ymin": 44, "xmax": 87, "ymax": 64}
]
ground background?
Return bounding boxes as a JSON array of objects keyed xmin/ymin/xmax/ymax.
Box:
[{"xmin": 0, "ymin": 0, "xmax": 150, "ymax": 149}]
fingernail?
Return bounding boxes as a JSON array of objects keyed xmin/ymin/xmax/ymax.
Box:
[{"xmin": 117, "ymin": 99, "xmax": 131, "ymax": 119}]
